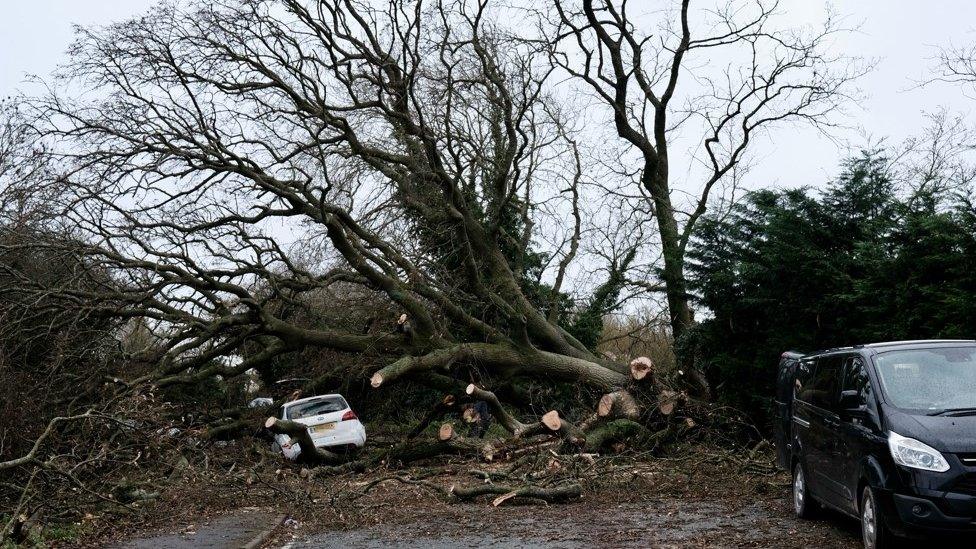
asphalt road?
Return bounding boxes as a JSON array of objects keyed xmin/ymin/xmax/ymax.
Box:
[
  {"xmin": 276, "ymin": 497, "xmax": 863, "ymax": 549},
  {"xmin": 114, "ymin": 507, "xmax": 282, "ymax": 549},
  {"xmin": 115, "ymin": 497, "xmax": 976, "ymax": 548}
]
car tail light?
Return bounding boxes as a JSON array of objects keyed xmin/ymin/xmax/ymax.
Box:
[{"xmin": 341, "ymin": 410, "xmax": 357, "ymax": 421}]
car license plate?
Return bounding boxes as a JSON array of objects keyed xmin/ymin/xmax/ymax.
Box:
[{"xmin": 311, "ymin": 422, "xmax": 336, "ymax": 435}]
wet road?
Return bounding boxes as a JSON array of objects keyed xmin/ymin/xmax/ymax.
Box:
[
  {"xmin": 277, "ymin": 498, "xmax": 862, "ymax": 548},
  {"xmin": 115, "ymin": 507, "xmax": 282, "ymax": 549},
  {"xmin": 114, "ymin": 497, "xmax": 976, "ymax": 548}
]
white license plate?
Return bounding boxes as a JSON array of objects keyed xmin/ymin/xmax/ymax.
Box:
[{"xmin": 311, "ymin": 422, "xmax": 336, "ymax": 435}]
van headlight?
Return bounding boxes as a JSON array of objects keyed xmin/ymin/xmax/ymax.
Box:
[{"xmin": 888, "ymin": 431, "xmax": 950, "ymax": 472}]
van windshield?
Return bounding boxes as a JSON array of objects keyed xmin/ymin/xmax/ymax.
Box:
[{"xmin": 874, "ymin": 347, "xmax": 976, "ymax": 411}]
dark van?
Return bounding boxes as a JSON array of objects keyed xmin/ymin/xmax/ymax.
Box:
[{"xmin": 775, "ymin": 340, "xmax": 976, "ymax": 548}]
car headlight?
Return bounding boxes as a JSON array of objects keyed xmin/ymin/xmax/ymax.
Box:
[{"xmin": 888, "ymin": 431, "xmax": 950, "ymax": 472}]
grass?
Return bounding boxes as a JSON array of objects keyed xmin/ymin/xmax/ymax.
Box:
[{"xmin": 0, "ymin": 518, "xmax": 84, "ymax": 548}]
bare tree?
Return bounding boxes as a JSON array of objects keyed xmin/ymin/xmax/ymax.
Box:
[
  {"xmin": 6, "ymin": 0, "xmax": 681, "ymax": 455},
  {"xmin": 549, "ymin": 0, "xmax": 868, "ymax": 392},
  {"xmin": 931, "ymin": 40, "xmax": 976, "ymax": 95},
  {"xmin": 910, "ymin": 40, "xmax": 976, "ymax": 198},
  {"xmin": 897, "ymin": 110, "xmax": 976, "ymax": 202}
]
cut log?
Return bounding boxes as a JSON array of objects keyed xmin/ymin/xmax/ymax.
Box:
[
  {"xmin": 438, "ymin": 423, "xmax": 455, "ymax": 441},
  {"xmin": 370, "ymin": 372, "xmax": 384, "ymax": 388},
  {"xmin": 264, "ymin": 417, "xmax": 346, "ymax": 465},
  {"xmin": 597, "ymin": 390, "xmax": 640, "ymax": 419},
  {"xmin": 450, "ymin": 482, "xmax": 582, "ymax": 504},
  {"xmin": 516, "ymin": 411, "xmax": 585, "ymax": 447},
  {"xmin": 659, "ymin": 400, "xmax": 675, "ymax": 415},
  {"xmin": 541, "ymin": 410, "xmax": 562, "ymax": 431},
  {"xmin": 657, "ymin": 390, "xmax": 685, "ymax": 416},
  {"xmin": 629, "ymin": 356, "xmax": 654, "ymax": 381}
]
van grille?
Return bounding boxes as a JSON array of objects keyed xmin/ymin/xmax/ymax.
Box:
[
  {"xmin": 958, "ymin": 454, "xmax": 976, "ymax": 467},
  {"xmin": 951, "ymin": 474, "xmax": 976, "ymax": 495}
]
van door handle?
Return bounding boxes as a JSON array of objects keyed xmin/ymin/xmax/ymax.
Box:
[{"xmin": 792, "ymin": 416, "xmax": 810, "ymax": 428}]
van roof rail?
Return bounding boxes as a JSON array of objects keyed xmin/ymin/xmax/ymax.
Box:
[
  {"xmin": 862, "ymin": 339, "xmax": 976, "ymax": 348},
  {"xmin": 811, "ymin": 346, "xmax": 855, "ymax": 354}
]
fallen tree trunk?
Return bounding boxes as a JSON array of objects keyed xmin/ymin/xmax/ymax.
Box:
[
  {"xmin": 517, "ymin": 410, "xmax": 585, "ymax": 446},
  {"xmin": 450, "ymin": 482, "xmax": 583, "ymax": 505},
  {"xmin": 205, "ymin": 418, "xmax": 254, "ymax": 440},
  {"xmin": 264, "ymin": 417, "xmax": 346, "ymax": 465},
  {"xmin": 597, "ymin": 390, "xmax": 640, "ymax": 420},
  {"xmin": 385, "ymin": 431, "xmax": 495, "ymax": 464},
  {"xmin": 584, "ymin": 419, "xmax": 647, "ymax": 451},
  {"xmin": 465, "ymin": 383, "xmax": 530, "ymax": 434}
]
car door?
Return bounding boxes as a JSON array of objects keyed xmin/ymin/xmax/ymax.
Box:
[
  {"xmin": 774, "ymin": 354, "xmax": 799, "ymax": 469},
  {"xmin": 832, "ymin": 355, "xmax": 881, "ymax": 513},
  {"xmin": 795, "ymin": 354, "xmax": 846, "ymax": 507}
]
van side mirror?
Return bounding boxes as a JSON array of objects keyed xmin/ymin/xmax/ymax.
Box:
[{"xmin": 839, "ymin": 390, "xmax": 867, "ymax": 414}]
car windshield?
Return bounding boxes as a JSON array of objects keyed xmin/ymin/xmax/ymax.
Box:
[
  {"xmin": 285, "ymin": 396, "xmax": 347, "ymax": 419},
  {"xmin": 874, "ymin": 347, "xmax": 976, "ymax": 411}
]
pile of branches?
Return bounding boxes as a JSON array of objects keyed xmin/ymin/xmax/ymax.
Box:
[
  {"xmin": 260, "ymin": 355, "xmax": 762, "ymax": 481},
  {"xmin": 265, "ymin": 358, "xmax": 683, "ymax": 468},
  {"xmin": 0, "ymin": 350, "xmax": 767, "ymax": 546},
  {"xmin": 0, "ymin": 393, "xmax": 187, "ymax": 544}
]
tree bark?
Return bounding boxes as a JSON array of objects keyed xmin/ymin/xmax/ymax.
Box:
[
  {"xmin": 264, "ymin": 417, "xmax": 346, "ymax": 466},
  {"xmin": 584, "ymin": 419, "xmax": 646, "ymax": 451}
]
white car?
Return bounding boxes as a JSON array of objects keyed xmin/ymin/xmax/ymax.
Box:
[{"xmin": 272, "ymin": 394, "xmax": 366, "ymax": 460}]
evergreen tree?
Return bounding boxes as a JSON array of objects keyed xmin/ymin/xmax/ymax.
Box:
[{"xmin": 689, "ymin": 151, "xmax": 976, "ymax": 428}]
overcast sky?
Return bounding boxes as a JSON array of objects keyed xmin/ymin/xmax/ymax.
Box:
[{"xmin": 1, "ymin": 0, "xmax": 975, "ymax": 190}]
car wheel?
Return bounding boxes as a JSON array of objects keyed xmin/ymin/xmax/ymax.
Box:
[
  {"xmin": 861, "ymin": 486, "xmax": 895, "ymax": 549},
  {"xmin": 792, "ymin": 462, "xmax": 818, "ymax": 519}
]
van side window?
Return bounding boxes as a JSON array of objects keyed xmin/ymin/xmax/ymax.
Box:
[
  {"xmin": 794, "ymin": 359, "xmax": 814, "ymax": 399},
  {"xmin": 797, "ymin": 356, "xmax": 842, "ymax": 410},
  {"xmin": 842, "ymin": 357, "xmax": 872, "ymax": 405}
]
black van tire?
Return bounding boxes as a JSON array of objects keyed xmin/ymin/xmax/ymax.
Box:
[
  {"xmin": 860, "ymin": 486, "xmax": 895, "ymax": 549},
  {"xmin": 792, "ymin": 462, "xmax": 819, "ymax": 519}
]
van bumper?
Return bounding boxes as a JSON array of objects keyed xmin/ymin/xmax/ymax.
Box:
[{"xmin": 886, "ymin": 491, "xmax": 976, "ymax": 535}]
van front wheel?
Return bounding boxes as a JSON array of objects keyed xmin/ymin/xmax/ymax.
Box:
[{"xmin": 860, "ymin": 486, "xmax": 894, "ymax": 549}]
